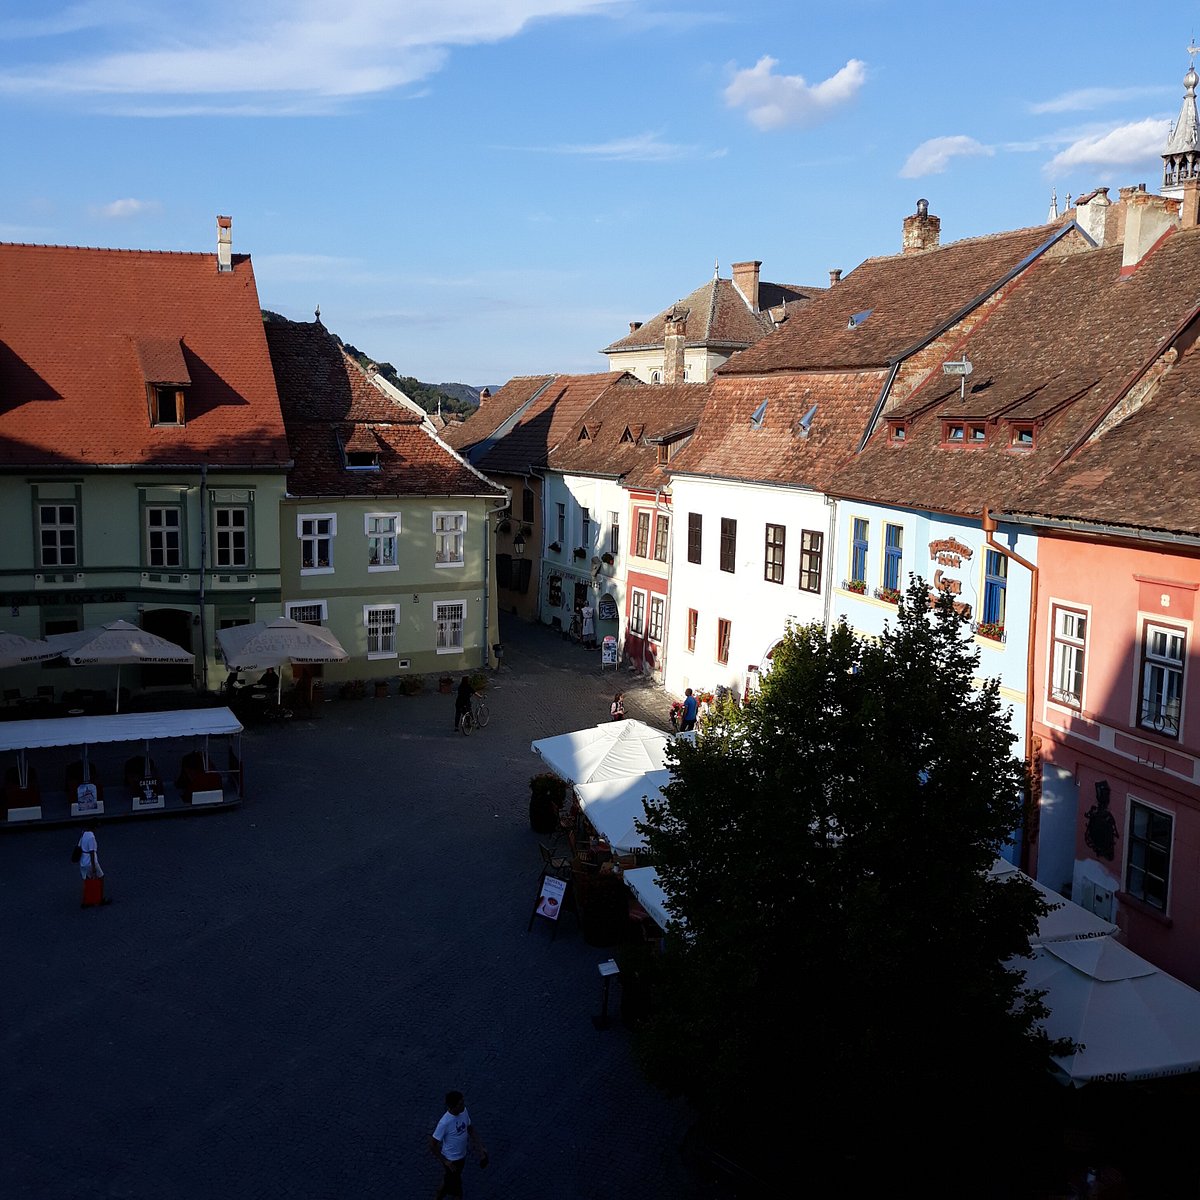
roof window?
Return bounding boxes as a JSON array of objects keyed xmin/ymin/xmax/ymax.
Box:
[
  {"xmin": 888, "ymin": 420, "xmax": 907, "ymax": 442},
  {"xmin": 151, "ymin": 386, "xmax": 186, "ymax": 427},
  {"xmin": 750, "ymin": 399, "xmax": 768, "ymax": 429},
  {"xmin": 345, "ymin": 450, "xmax": 381, "ymax": 470},
  {"xmin": 847, "ymin": 309, "xmax": 873, "ymax": 329},
  {"xmin": 1010, "ymin": 423, "xmax": 1035, "ymax": 449},
  {"xmin": 794, "ymin": 403, "xmax": 817, "ymax": 439},
  {"xmin": 969, "ymin": 424, "xmax": 987, "ymax": 444},
  {"xmin": 944, "ymin": 423, "xmax": 965, "ymax": 443}
]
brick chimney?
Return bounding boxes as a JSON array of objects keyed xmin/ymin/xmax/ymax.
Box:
[
  {"xmin": 732, "ymin": 260, "xmax": 762, "ymax": 312},
  {"xmin": 217, "ymin": 215, "xmax": 232, "ymax": 274},
  {"xmin": 902, "ymin": 198, "xmax": 940, "ymax": 254},
  {"xmin": 629, "ymin": 321, "xmax": 643, "ymax": 334},
  {"xmin": 663, "ymin": 308, "xmax": 688, "ymax": 384},
  {"xmin": 1182, "ymin": 179, "xmax": 1200, "ymax": 229},
  {"xmin": 829, "ymin": 269, "xmax": 842, "ymax": 286},
  {"xmin": 1121, "ymin": 186, "xmax": 1180, "ymax": 274}
]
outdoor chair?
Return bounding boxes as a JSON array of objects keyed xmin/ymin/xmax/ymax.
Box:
[
  {"xmin": 538, "ymin": 842, "xmax": 571, "ymax": 879},
  {"xmin": 35, "ymin": 685, "xmax": 54, "ymax": 706}
]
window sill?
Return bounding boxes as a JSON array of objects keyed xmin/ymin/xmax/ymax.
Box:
[
  {"xmin": 366, "ymin": 651, "xmax": 395, "ymax": 661},
  {"xmin": 1116, "ymin": 890, "xmax": 1173, "ymax": 928},
  {"xmin": 436, "ymin": 645, "xmax": 464, "ymax": 655},
  {"xmin": 301, "ymin": 567, "xmax": 335, "ymax": 576},
  {"xmin": 434, "ymin": 560, "xmax": 464, "ymax": 569}
]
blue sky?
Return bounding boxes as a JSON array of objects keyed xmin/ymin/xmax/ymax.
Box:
[{"xmin": 0, "ymin": 1, "xmax": 1191, "ymax": 386}]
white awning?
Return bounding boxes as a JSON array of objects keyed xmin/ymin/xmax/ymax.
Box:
[{"xmin": 0, "ymin": 707, "xmax": 242, "ymax": 751}]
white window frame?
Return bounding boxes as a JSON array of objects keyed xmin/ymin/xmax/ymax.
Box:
[
  {"xmin": 364, "ymin": 604, "xmax": 399, "ymax": 659},
  {"xmin": 434, "ymin": 600, "xmax": 465, "ymax": 653},
  {"xmin": 556, "ymin": 502, "xmax": 566, "ymax": 545},
  {"xmin": 214, "ymin": 505, "xmax": 249, "ymax": 569},
  {"xmin": 1138, "ymin": 619, "xmax": 1187, "ymax": 738},
  {"xmin": 630, "ymin": 588, "xmax": 647, "ymax": 636},
  {"xmin": 298, "ymin": 512, "xmax": 336, "ymax": 576},
  {"xmin": 286, "ymin": 600, "xmax": 328, "ymax": 624},
  {"xmin": 38, "ymin": 502, "xmax": 78, "ymax": 568},
  {"xmin": 365, "ymin": 512, "xmax": 401, "ymax": 572},
  {"xmin": 146, "ymin": 504, "xmax": 183, "ymax": 569},
  {"xmin": 1048, "ymin": 603, "xmax": 1089, "ymax": 710},
  {"xmin": 434, "ymin": 511, "xmax": 466, "ymax": 568}
]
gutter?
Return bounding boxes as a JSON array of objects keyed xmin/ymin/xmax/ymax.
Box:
[
  {"xmin": 198, "ymin": 464, "xmax": 209, "ymax": 693},
  {"xmin": 981, "ymin": 504, "xmax": 1038, "ymax": 873},
  {"xmin": 995, "ymin": 510, "xmax": 1200, "ymax": 550}
]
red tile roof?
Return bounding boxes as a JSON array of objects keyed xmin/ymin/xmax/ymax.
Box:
[
  {"xmin": 263, "ymin": 319, "xmax": 503, "ymax": 499},
  {"xmin": 829, "ymin": 228, "xmax": 1200, "ymax": 519},
  {"xmin": 0, "ymin": 241, "xmax": 289, "ymax": 468},
  {"xmin": 441, "ymin": 374, "xmax": 555, "ymax": 453},
  {"xmin": 547, "ymin": 381, "xmax": 713, "ymax": 491},
  {"xmin": 723, "ymin": 223, "xmax": 1069, "ymax": 374},
  {"xmin": 668, "ymin": 370, "xmax": 886, "ymax": 491},
  {"xmin": 475, "ymin": 372, "xmax": 639, "ymax": 474},
  {"xmin": 602, "ymin": 276, "xmax": 819, "ymax": 354}
]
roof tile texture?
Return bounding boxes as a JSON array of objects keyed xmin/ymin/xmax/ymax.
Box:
[
  {"xmin": 0, "ymin": 242, "xmax": 289, "ymax": 467},
  {"xmin": 442, "ymin": 374, "xmax": 555, "ymax": 453}
]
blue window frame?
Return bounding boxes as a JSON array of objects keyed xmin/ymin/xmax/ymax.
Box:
[
  {"xmin": 983, "ymin": 550, "xmax": 1008, "ymax": 626},
  {"xmin": 850, "ymin": 519, "xmax": 869, "ymax": 583},
  {"xmin": 883, "ymin": 524, "xmax": 903, "ymax": 591}
]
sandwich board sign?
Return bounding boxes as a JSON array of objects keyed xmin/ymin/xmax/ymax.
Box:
[
  {"xmin": 601, "ymin": 635, "xmax": 618, "ymax": 668},
  {"xmin": 536, "ymin": 874, "xmax": 567, "ymax": 921}
]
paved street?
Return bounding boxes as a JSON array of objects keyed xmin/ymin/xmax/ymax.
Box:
[{"xmin": 0, "ymin": 618, "xmax": 713, "ymax": 1200}]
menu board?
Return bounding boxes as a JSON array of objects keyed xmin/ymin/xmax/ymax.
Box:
[
  {"xmin": 536, "ymin": 875, "xmax": 567, "ymax": 921},
  {"xmin": 601, "ymin": 636, "xmax": 618, "ymax": 666}
]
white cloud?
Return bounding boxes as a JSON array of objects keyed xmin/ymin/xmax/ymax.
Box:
[
  {"xmin": 1046, "ymin": 118, "xmax": 1171, "ymax": 172},
  {"xmin": 530, "ymin": 131, "xmax": 709, "ymax": 162},
  {"xmin": 91, "ymin": 197, "xmax": 161, "ymax": 219},
  {"xmin": 0, "ymin": 0, "xmax": 624, "ymax": 114},
  {"xmin": 1028, "ymin": 85, "xmax": 1168, "ymax": 115},
  {"xmin": 724, "ymin": 56, "xmax": 865, "ymax": 131},
  {"xmin": 900, "ymin": 135, "xmax": 993, "ymax": 178}
]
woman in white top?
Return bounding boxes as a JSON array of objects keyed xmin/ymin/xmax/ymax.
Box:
[{"xmin": 77, "ymin": 829, "xmax": 110, "ymax": 907}]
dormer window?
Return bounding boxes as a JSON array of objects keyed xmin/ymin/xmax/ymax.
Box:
[
  {"xmin": 945, "ymin": 423, "xmax": 965, "ymax": 443},
  {"xmin": 151, "ymin": 386, "xmax": 185, "ymax": 426},
  {"xmin": 968, "ymin": 424, "xmax": 987, "ymax": 444},
  {"xmin": 346, "ymin": 451, "xmax": 380, "ymax": 469},
  {"xmin": 888, "ymin": 420, "xmax": 907, "ymax": 442},
  {"xmin": 1010, "ymin": 423, "xmax": 1035, "ymax": 448},
  {"xmin": 578, "ymin": 427, "xmax": 590, "ymax": 441},
  {"xmin": 620, "ymin": 427, "xmax": 635, "ymax": 443}
]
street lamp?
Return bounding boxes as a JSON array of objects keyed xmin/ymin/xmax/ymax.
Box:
[{"xmin": 512, "ymin": 531, "xmax": 526, "ymax": 557}]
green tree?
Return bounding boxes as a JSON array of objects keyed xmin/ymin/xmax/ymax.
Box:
[{"xmin": 638, "ymin": 580, "xmax": 1063, "ymax": 1187}]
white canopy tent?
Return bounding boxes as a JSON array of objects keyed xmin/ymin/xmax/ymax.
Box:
[
  {"xmin": 530, "ymin": 719, "xmax": 678, "ymax": 786},
  {"xmin": 989, "ymin": 858, "xmax": 1118, "ymax": 944},
  {"xmin": 573, "ymin": 768, "xmax": 671, "ymax": 854},
  {"xmin": 1020, "ymin": 936, "xmax": 1200, "ymax": 1085}
]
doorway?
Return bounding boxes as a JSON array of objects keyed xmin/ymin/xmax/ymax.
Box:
[{"xmin": 140, "ymin": 608, "xmax": 194, "ymax": 687}]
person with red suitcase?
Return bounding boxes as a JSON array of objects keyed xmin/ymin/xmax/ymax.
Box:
[{"xmin": 77, "ymin": 829, "xmax": 111, "ymax": 908}]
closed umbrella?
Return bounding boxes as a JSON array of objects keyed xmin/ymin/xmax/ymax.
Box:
[
  {"xmin": 45, "ymin": 619, "xmax": 193, "ymax": 711},
  {"xmin": 216, "ymin": 617, "xmax": 348, "ymax": 702},
  {"xmin": 0, "ymin": 631, "xmax": 58, "ymax": 668}
]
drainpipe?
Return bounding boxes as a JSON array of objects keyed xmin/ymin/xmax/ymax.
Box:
[
  {"xmin": 981, "ymin": 505, "xmax": 1038, "ymax": 873},
  {"xmin": 198, "ymin": 465, "xmax": 208, "ymax": 694},
  {"xmin": 654, "ymin": 487, "xmax": 672, "ymax": 683},
  {"xmin": 823, "ymin": 494, "xmax": 837, "ymax": 637}
]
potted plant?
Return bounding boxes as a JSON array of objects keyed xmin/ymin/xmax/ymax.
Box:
[
  {"xmin": 601, "ymin": 551, "xmax": 614, "ymax": 565},
  {"xmin": 468, "ymin": 671, "xmax": 488, "ymax": 693},
  {"xmin": 976, "ymin": 621, "xmax": 1006, "ymax": 642},
  {"xmin": 399, "ymin": 675, "xmax": 423, "ymax": 696},
  {"xmin": 438, "ymin": 673, "xmax": 454, "ymax": 694},
  {"xmin": 573, "ymin": 546, "xmax": 587, "ymax": 560},
  {"xmin": 845, "ymin": 578, "xmax": 867, "ymax": 595},
  {"xmin": 373, "ymin": 679, "xmax": 389, "ymax": 699},
  {"xmin": 548, "ymin": 541, "xmax": 562, "ymax": 553},
  {"xmin": 529, "ymin": 772, "xmax": 567, "ymax": 834},
  {"xmin": 877, "ymin": 585, "xmax": 901, "ymax": 604}
]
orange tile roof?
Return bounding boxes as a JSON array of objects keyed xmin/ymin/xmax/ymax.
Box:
[
  {"xmin": 442, "ymin": 374, "xmax": 555, "ymax": 453},
  {"xmin": 547, "ymin": 381, "xmax": 713, "ymax": 490},
  {"xmin": 476, "ymin": 371, "xmax": 639, "ymax": 474},
  {"xmin": 723, "ymin": 223, "xmax": 1067, "ymax": 374},
  {"xmin": 264, "ymin": 319, "xmax": 503, "ymax": 498},
  {"xmin": 0, "ymin": 241, "xmax": 289, "ymax": 468}
]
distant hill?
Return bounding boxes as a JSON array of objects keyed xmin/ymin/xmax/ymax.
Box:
[{"xmin": 261, "ymin": 311, "xmax": 489, "ymax": 420}]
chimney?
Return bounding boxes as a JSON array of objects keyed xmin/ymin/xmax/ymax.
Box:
[
  {"xmin": 629, "ymin": 321, "xmax": 643, "ymax": 334},
  {"xmin": 902, "ymin": 198, "xmax": 940, "ymax": 254},
  {"xmin": 478, "ymin": 387, "xmax": 491, "ymax": 406},
  {"xmin": 1073, "ymin": 188, "xmax": 1111, "ymax": 246},
  {"xmin": 1182, "ymin": 179, "xmax": 1200, "ymax": 230},
  {"xmin": 1121, "ymin": 187, "xmax": 1180, "ymax": 274},
  {"xmin": 216, "ymin": 215, "xmax": 233, "ymax": 274},
  {"xmin": 829, "ymin": 268, "xmax": 842, "ymax": 286},
  {"xmin": 663, "ymin": 308, "xmax": 687, "ymax": 384},
  {"xmin": 731, "ymin": 260, "xmax": 762, "ymax": 312}
]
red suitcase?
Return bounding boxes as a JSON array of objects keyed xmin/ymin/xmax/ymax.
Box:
[{"xmin": 82, "ymin": 876, "xmax": 105, "ymax": 907}]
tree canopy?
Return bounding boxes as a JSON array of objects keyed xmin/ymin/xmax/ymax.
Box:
[{"xmin": 637, "ymin": 579, "xmax": 1063, "ymax": 1187}]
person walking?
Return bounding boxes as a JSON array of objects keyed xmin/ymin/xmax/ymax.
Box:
[
  {"xmin": 77, "ymin": 829, "xmax": 111, "ymax": 907},
  {"xmin": 610, "ymin": 692, "xmax": 625, "ymax": 721},
  {"xmin": 680, "ymin": 687, "xmax": 699, "ymax": 732},
  {"xmin": 429, "ymin": 1089, "xmax": 488, "ymax": 1198}
]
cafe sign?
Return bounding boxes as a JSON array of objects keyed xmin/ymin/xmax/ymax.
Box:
[{"xmin": 927, "ymin": 537, "xmax": 973, "ymax": 621}]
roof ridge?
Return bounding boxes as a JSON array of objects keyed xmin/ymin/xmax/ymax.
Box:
[
  {"xmin": 858, "ymin": 221, "xmax": 1060, "ymax": 266},
  {"xmin": 0, "ymin": 240, "xmax": 237, "ymax": 258}
]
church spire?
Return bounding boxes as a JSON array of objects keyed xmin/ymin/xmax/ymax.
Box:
[
  {"xmin": 1047, "ymin": 190, "xmax": 1059, "ymax": 222},
  {"xmin": 1163, "ymin": 45, "xmax": 1200, "ymax": 198}
]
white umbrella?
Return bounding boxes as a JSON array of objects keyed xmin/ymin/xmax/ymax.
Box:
[
  {"xmin": 989, "ymin": 858, "xmax": 1118, "ymax": 944},
  {"xmin": 46, "ymin": 619, "xmax": 193, "ymax": 711},
  {"xmin": 0, "ymin": 631, "xmax": 58, "ymax": 669},
  {"xmin": 530, "ymin": 719, "xmax": 677, "ymax": 785},
  {"xmin": 573, "ymin": 768, "xmax": 672, "ymax": 853},
  {"xmin": 1020, "ymin": 936, "xmax": 1200, "ymax": 1085},
  {"xmin": 216, "ymin": 617, "xmax": 348, "ymax": 701},
  {"xmin": 623, "ymin": 866, "xmax": 683, "ymax": 932}
]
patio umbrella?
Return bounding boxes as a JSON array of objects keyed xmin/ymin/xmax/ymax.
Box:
[
  {"xmin": 530, "ymin": 719, "xmax": 677, "ymax": 785},
  {"xmin": 1019, "ymin": 936, "xmax": 1200, "ymax": 1085},
  {"xmin": 0, "ymin": 631, "xmax": 58, "ymax": 668},
  {"xmin": 989, "ymin": 858, "xmax": 1118, "ymax": 944},
  {"xmin": 46, "ymin": 619, "xmax": 193, "ymax": 712},
  {"xmin": 216, "ymin": 617, "xmax": 348, "ymax": 702},
  {"xmin": 573, "ymin": 768, "xmax": 672, "ymax": 853}
]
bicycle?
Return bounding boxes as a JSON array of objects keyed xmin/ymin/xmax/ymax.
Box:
[{"xmin": 460, "ymin": 696, "xmax": 490, "ymax": 735}]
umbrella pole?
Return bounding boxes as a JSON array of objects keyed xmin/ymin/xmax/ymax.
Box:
[
  {"xmin": 278, "ymin": 670, "xmax": 283, "ymax": 706},
  {"xmin": 115, "ymin": 664, "xmax": 121, "ymax": 713}
]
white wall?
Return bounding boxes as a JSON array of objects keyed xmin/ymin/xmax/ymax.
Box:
[{"xmin": 664, "ymin": 475, "xmax": 831, "ymax": 699}]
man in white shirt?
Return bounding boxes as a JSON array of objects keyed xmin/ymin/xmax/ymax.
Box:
[{"xmin": 429, "ymin": 1090, "xmax": 488, "ymax": 1198}]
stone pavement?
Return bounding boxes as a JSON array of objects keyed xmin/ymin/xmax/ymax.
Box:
[{"xmin": 0, "ymin": 617, "xmax": 721, "ymax": 1200}]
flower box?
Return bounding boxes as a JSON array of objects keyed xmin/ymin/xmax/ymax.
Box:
[
  {"xmin": 976, "ymin": 621, "xmax": 1006, "ymax": 642},
  {"xmin": 875, "ymin": 586, "xmax": 901, "ymax": 604},
  {"xmin": 573, "ymin": 547, "xmax": 587, "ymax": 560},
  {"xmin": 844, "ymin": 579, "xmax": 867, "ymax": 595},
  {"xmin": 548, "ymin": 541, "xmax": 562, "ymax": 554},
  {"xmin": 601, "ymin": 552, "xmax": 614, "ymax": 565}
]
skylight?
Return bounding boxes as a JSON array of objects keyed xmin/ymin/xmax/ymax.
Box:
[{"xmin": 847, "ymin": 309, "xmax": 873, "ymax": 330}]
